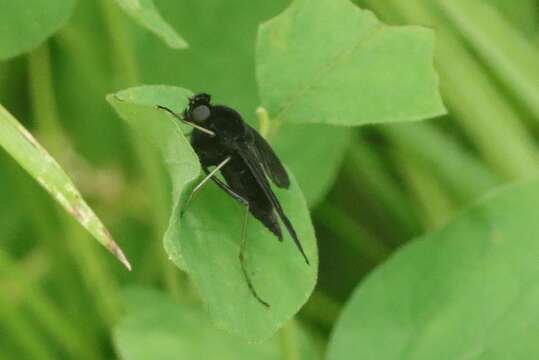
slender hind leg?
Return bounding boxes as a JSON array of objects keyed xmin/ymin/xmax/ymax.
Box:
[
  {"xmin": 239, "ymin": 204, "xmax": 270, "ymax": 308},
  {"xmin": 180, "ymin": 157, "xmax": 231, "ymax": 217},
  {"xmin": 208, "ymin": 174, "xmax": 270, "ymax": 307}
]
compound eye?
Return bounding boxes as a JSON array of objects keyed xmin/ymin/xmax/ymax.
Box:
[{"xmin": 192, "ymin": 105, "xmax": 210, "ymax": 122}]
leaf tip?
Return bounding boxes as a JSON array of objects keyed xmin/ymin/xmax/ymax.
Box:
[
  {"xmin": 169, "ymin": 38, "xmax": 189, "ymax": 49},
  {"xmin": 106, "ymin": 238, "xmax": 132, "ymax": 271}
]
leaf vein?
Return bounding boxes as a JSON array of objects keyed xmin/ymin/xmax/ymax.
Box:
[{"xmin": 274, "ymin": 23, "xmax": 385, "ymax": 121}]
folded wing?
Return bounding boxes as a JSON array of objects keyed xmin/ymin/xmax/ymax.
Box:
[
  {"xmin": 235, "ymin": 140, "xmax": 309, "ymax": 265},
  {"xmin": 247, "ymin": 125, "xmax": 290, "ymax": 189}
]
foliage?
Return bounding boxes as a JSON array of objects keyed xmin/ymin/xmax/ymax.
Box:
[
  {"xmin": 0, "ymin": 0, "xmax": 538, "ymax": 358},
  {"xmin": 328, "ymin": 180, "xmax": 539, "ymax": 359},
  {"xmin": 0, "ymin": 0, "xmax": 76, "ymax": 60},
  {"xmin": 114, "ymin": 287, "xmax": 320, "ymax": 359}
]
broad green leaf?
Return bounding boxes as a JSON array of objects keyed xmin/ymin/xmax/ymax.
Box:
[
  {"xmin": 0, "ymin": 104, "xmax": 130, "ymax": 270},
  {"xmin": 115, "ymin": 0, "xmax": 188, "ymax": 49},
  {"xmin": 0, "ymin": 0, "xmax": 76, "ymax": 60},
  {"xmin": 106, "ymin": 85, "xmax": 200, "ymax": 269},
  {"xmin": 114, "ymin": 287, "xmax": 320, "ymax": 360},
  {"xmin": 327, "ymin": 179, "xmax": 539, "ymax": 360},
  {"xmin": 132, "ymin": 0, "xmax": 346, "ymax": 205},
  {"xmin": 108, "ymin": 86, "xmax": 318, "ymax": 341},
  {"xmin": 256, "ymin": 0, "xmax": 446, "ymax": 126},
  {"xmin": 181, "ymin": 170, "xmax": 318, "ymax": 341},
  {"xmin": 271, "ymin": 123, "xmax": 350, "ymax": 206}
]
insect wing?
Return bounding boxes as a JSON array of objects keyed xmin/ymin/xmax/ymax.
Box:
[
  {"xmin": 247, "ymin": 125, "xmax": 290, "ymax": 189},
  {"xmin": 235, "ymin": 141, "xmax": 309, "ymax": 264}
]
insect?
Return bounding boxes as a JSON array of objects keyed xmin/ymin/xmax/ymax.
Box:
[{"xmin": 157, "ymin": 93, "xmax": 309, "ymax": 307}]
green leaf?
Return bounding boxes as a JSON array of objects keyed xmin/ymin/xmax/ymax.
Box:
[
  {"xmin": 271, "ymin": 123, "xmax": 350, "ymax": 206},
  {"xmin": 131, "ymin": 1, "xmax": 345, "ymax": 204},
  {"xmin": 114, "ymin": 287, "xmax": 320, "ymax": 360},
  {"xmin": 180, "ymin": 170, "xmax": 318, "ymax": 341},
  {"xmin": 256, "ymin": 0, "xmax": 446, "ymax": 125},
  {"xmin": 114, "ymin": 0, "xmax": 188, "ymax": 49},
  {"xmin": 0, "ymin": 0, "xmax": 77, "ymax": 60},
  {"xmin": 106, "ymin": 85, "xmax": 200, "ymax": 269},
  {"xmin": 108, "ymin": 85, "xmax": 318, "ymax": 342},
  {"xmin": 0, "ymin": 104, "xmax": 130, "ymax": 270},
  {"xmin": 327, "ymin": 179, "xmax": 539, "ymax": 360}
]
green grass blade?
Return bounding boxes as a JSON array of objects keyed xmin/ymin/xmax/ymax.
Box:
[
  {"xmin": 489, "ymin": 0, "xmax": 539, "ymax": 38},
  {"xmin": 344, "ymin": 136, "xmax": 421, "ymax": 238},
  {"xmin": 368, "ymin": 0, "xmax": 539, "ymax": 179},
  {"xmin": 383, "ymin": 122, "xmax": 501, "ymax": 202},
  {"xmin": 438, "ymin": 0, "xmax": 539, "ymax": 122},
  {"xmin": 0, "ymin": 105, "xmax": 131, "ymax": 270},
  {"xmin": 395, "ymin": 152, "xmax": 455, "ymax": 229},
  {"xmin": 314, "ymin": 203, "xmax": 391, "ymax": 262},
  {"xmin": 0, "ymin": 250, "xmax": 98, "ymax": 359}
]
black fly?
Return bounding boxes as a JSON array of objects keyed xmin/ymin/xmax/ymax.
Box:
[{"xmin": 157, "ymin": 93, "xmax": 309, "ymax": 307}]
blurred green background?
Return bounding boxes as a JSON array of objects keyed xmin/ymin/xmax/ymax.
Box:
[{"xmin": 1, "ymin": 0, "xmax": 539, "ymax": 359}]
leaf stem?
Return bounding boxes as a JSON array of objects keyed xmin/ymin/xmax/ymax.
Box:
[
  {"xmin": 256, "ymin": 107, "xmax": 271, "ymax": 138},
  {"xmin": 279, "ymin": 320, "xmax": 300, "ymax": 360}
]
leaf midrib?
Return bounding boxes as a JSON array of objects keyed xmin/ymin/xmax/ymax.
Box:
[{"xmin": 273, "ymin": 22, "xmax": 384, "ymax": 122}]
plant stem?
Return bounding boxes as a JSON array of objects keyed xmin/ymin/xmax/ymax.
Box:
[
  {"xmin": 256, "ymin": 107, "xmax": 271, "ymax": 138},
  {"xmin": 279, "ymin": 320, "xmax": 300, "ymax": 360}
]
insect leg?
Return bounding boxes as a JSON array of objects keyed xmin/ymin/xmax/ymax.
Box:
[
  {"xmin": 205, "ymin": 172, "xmax": 247, "ymax": 204},
  {"xmin": 239, "ymin": 203, "xmax": 271, "ymax": 308},
  {"xmin": 156, "ymin": 105, "xmax": 216, "ymax": 137},
  {"xmin": 180, "ymin": 157, "xmax": 231, "ymax": 217},
  {"xmin": 206, "ymin": 174, "xmax": 270, "ymax": 307}
]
